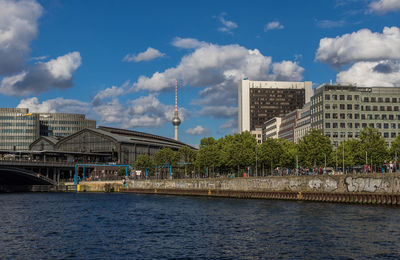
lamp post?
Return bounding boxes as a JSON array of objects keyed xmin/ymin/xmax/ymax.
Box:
[
  {"xmin": 342, "ymin": 142, "xmax": 345, "ymax": 175},
  {"xmin": 255, "ymin": 145, "xmax": 258, "ymax": 177}
]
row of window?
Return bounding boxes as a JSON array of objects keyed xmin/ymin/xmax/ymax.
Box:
[
  {"xmin": 325, "ymin": 95, "xmax": 398, "ymax": 103},
  {"xmin": 325, "ymin": 113, "xmax": 400, "ymax": 120},
  {"xmin": 326, "ymin": 132, "xmax": 397, "ymax": 139},
  {"xmin": 1, "ymin": 129, "xmax": 35, "ymax": 133},
  {"xmin": 325, "ymin": 122, "xmax": 400, "ymax": 129},
  {"xmin": 324, "ymin": 103, "xmax": 399, "ymax": 111},
  {"xmin": 0, "ymin": 116, "xmax": 36, "ymax": 120}
]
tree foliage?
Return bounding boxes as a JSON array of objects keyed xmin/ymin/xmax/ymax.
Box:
[{"xmin": 297, "ymin": 129, "xmax": 332, "ymax": 167}]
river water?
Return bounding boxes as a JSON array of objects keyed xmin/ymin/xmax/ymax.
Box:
[{"xmin": 1, "ymin": 193, "xmax": 400, "ymax": 259}]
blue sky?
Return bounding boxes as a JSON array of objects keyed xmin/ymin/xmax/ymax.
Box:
[{"xmin": 0, "ymin": 0, "xmax": 400, "ymax": 146}]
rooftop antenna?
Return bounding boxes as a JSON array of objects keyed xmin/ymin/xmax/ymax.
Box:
[{"xmin": 172, "ymin": 79, "xmax": 181, "ymax": 141}]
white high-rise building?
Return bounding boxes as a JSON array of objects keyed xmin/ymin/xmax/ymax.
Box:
[{"xmin": 238, "ymin": 79, "xmax": 312, "ymax": 133}]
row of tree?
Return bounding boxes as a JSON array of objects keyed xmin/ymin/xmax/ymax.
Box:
[{"xmin": 133, "ymin": 127, "xmax": 400, "ymax": 178}]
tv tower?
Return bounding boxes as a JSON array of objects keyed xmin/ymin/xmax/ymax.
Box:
[{"xmin": 172, "ymin": 79, "xmax": 181, "ymax": 141}]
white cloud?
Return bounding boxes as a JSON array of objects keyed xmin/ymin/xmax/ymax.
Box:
[
  {"xmin": 336, "ymin": 60, "xmax": 400, "ymax": 87},
  {"xmin": 264, "ymin": 21, "xmax": 284, "ymax": 31},
  {"xmin": 171, "ymin": 37, "xmax": 208, "ymax": 49},
  {"xmin": 17, "ymin": 97, "xmax": 91, "ymax": 114},
  {"xmin": 0, "ymin": 51, "xmax": 81, "ymax": 96},
  {"xmin": 198, "ymin": 106, "xmax": 237, "ymax": 119},
  {"xmin": 123, "ymin": 47, "xmax": 165, "ymax": 62},
  {"xmin": 316, "ymin": 27, "xmax": 400, "ymax": 67},
  {"xmin": 218, "ymin": 118, "xmax": 237, "ymax": 134},
  {"xmin": 0, "ymin": 0, "xmax": 42, "ymax": 75},
  {"xmin": 369, "ymin": 0, "xmax": 400, "ymax": 14},
  {"xmin": 272, "ymin": 61, "xmax": 304, "ymax": 81},
  {"xmin": 92, "ymin": 81, "xmax": 130, "ymax": 106},
  {"xmin": 217, "ymin": 13, "xmax": 238, "ymax": 33},
  {"xmin": 186, "ymin": 125, "xmax": 207, "ymax": 135},
  {"xmin": 316, "ymin": 19, "xmax": 346, "ymax": 28}
]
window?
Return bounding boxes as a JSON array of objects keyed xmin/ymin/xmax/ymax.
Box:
[
  {"xmin": 325, "ymin": 113, "xmax": 330, "ymax": 119},
  {"xmin": 355, "ymin": 132, "xmax": 360, "ymax": 138},
  {"xmin": 332, "ymin": 104, "xmax": 338, "ymax": 109},
  {"xmin": 389, "ymin": 115, "xmax": 394, "ymax": 120},
  {"xmin": 397, "ymin": 115, "xmax": 400, "ymax": 120},
  {"xmin": 384, "ymin": 123, "xmax": 389, "ymax": 129},
  {"xmin": 366, "ymin": 106, "xmax": 371, "ymax": 111},
  {"xmin": 380, "ymin": 106, "xmax": 385, "ymax": 111},
  {"xmin": 373, "ymin": 106, "xmax": 378, "ymax": 111},
  {"xmin": 340, "ymin": 123, "xmax": 345, "ymax": 128},
  {"xmin": 348, "ymin": 132, "xmax": 353, "ymax": 138},
  {"xmin": 325, "ymin": 104, "xmax": 330, "ymax": 109},
  {"xmin": 362, "ymin": 123, "xmax": 367, "ymax": 128},
  {"xmin": 340, "ymin": 132, "xmax": 346, "ymax": 138},
  {"xmin": 340, "ymin": 95, "xmax": 345, "ymax": 100},
  {"xmin": 347, "ymin": 113, "xmax": 353, "ymax": 119},
  {"xmin": 364, "ymin": 97, "xmax": 369, "ymax": 102},
  {"xmin": 347, "ymin": 104, "xmax": 352, "ymax": 110},
  {"xmin": 392, "ymin": 133, "xmax": 396, "ymax": 138},
  {"xmin": 375, "ymin": 114, "xmax": 380, "ymax": 120},
  {"xmin": 325, "ymin": 132, "xmax": 331, "ymax": 137},
  {"xmin": 391, "ymin": 123, "xmax": 396, "ymax": 129},
  {"xmin": 333, "ymin": 95, "xmax": 338, "ymax": 100},
  {"xmin": 369, "ymin": 123, "xmax": 374, "ymax": 128},
  {"xmin": 333, "ymin": 123, "xmax": 338, "ymax": 128},
  {"xmin": 347, "ymin": 95, "xmax": 352, "ymax": 101},
  {"xmin": 367, "ymin": 114, "xmax": 373, "ymax": 120},
  {"xmin": 325, "ymin": 94, "xmax": 330, "ymax": 100},
  {"xmin": 355, "ymin": 114, "xmax": 360, "ymax": 119},
  {"xmin": 325, "ymin": 123, "xmax": 331, "ymax": 128},
  {"xmin": 385, "ymin": 98, "xmax": 390, "ymax": 102},
  {"xmin": 348, "ymin": 123, "xmax": 353, "ymax": 128},
  {"xmin": 378, "ymin": 97, "xmax": 383, "ymax": 102},
  {"xmin": 395, "ymin": 106, "xmax": 399, "ymax": 111},
  {"xmin": 384, "ymin": 132, "xmax": 389, "ymax": 138},
  {"xmin": 377, "ymin": 123, "xmax": 382, "ymax": 129},
  {"xmin": 392, "ymin": 98, "xmax": 397, "ymax": 103},
  {"xmin": 354, "ymin": 104, "xmax": 360, "ymax": 110},
  {"xmin": 333, "ymin": 113, "xmax": 338, "ymax": 119},
  {"xmin": 354, "ymin": 95, "xmax": 359, "ymax": 101},
  {"xmin": 371, "ymin": 97, "xmax": 376, "ymax": 102},
  {"xmin": 355, "ymin": 123, "xmax": 360, "ymax": 129},
  {"xmin": 382, "ymin": 114, "xmax": 387, "ymax": 120},
  {"xmin": 340, "ymin": 113, "xmax": 345, "ymax": 119},
  {"xmin": 333, "ymin": 132, "xmax": 338, "ymax": 138},
  {"xmin": 340, "ymin": 104, "xmax": 345, "ymax": 110},
  {"xmin": 362, "ymin": 114, "xmax": 366, "ymax": 120},
  {"xmin": 387, "ymin": 106, "xmax": 392, "ymax": 111}
]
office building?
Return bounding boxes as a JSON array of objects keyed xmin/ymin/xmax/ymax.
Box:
[
  {"xmin": 294, "ymin": 102, "xmax": 311, "ymax": 143},
  {"xmin": 311, "ymin": 84, "xmax": 400, "ymax": 146},
  {"xmin": 238, "ymin": 79, "xmax": 312, "ymax": 136},
  {"xmin": 262, "ymin": 117, "xmax": 282, "ymax": 140},
  {"xmin": 278, "ymin": 109, "xmax": 301, "ymax": 142},
  {"xmin": 0, "ymin": 108, "xmax": 96, "ymax": 150}
]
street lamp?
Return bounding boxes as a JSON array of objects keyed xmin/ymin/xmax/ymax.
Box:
[{"xmin": 255, "ymin": 145, "xmax": 258, "ymax": 177}]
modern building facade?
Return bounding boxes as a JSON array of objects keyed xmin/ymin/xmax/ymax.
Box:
[
  {"xmin": 294, "ymin": 102, "xmax": 311, "ymax": 143},
  {"xmin": 0, "ymin": 108, "xmax": 40, "ymax": 150},
  {"xmin": 262, "ymin": 117, "xmax": 282, "ymax": 140},
  {"xmin": 0, "ymin": 108, "xmax": 96, "ymax": 150},
  {"xmin": 251, "ymin": 128, "xmax": 263, "ymax": 144},
  {"xmin": 311, "ymin": 84, "xmax": 400, "ymax": 146},
  {"xmin": 238, "ymin": 79, "xmax": 312, "ymax": 133},
  {"xmin": 278, "ymin": 109, "xmax": 301, "ymax": 142}
]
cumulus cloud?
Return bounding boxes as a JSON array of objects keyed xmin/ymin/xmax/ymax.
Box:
[
  {"xmin": 369, "ymin": 0, "xmax": 400, "ymax": 14},
  {"xmin": 186, "ymin": 125, "xmax": 207, "ymax": 135},
  {"xmin": 336, "ymin": 60, "xmax": 400, "ymax": 87},
  {"xmin": 0, "ymin": 51, "xmax": 81, "ymax": 96},
  {"xmin": 17, "ymin": 97, "xmax": 91, "ymax": 114},
  {"xmin": 123, "ymin": 47, "xmax": 165, "ymax": 62},
  {"xmin": 0, "ymin": 0, "xmax": 42, "ymax": 75},
  {"xmin": 218, "ymin": 118, "xmax": 238, "ymax": 134},
  {"xmin": 171, "ymin": 37, "xmax": 208, "ymax": 49},
  {"xmin": 264, "ymin": 21, "xmax": 284, "ymax": 31},
  {"xmin": 217, "ymin": 13, "xmax": 238, "ymax": 33},
  {"xmin": 316, "ymin": 27, "xmax": 400, "ymax": 67},
  {"xmin": 92, "ymin": 81, "xmax": 130, "ymax": 106}
]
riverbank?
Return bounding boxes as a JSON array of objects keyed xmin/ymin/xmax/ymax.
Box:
[{"xmin": 69, "ymin": 173, "xmax": 400, "ymax": 205}]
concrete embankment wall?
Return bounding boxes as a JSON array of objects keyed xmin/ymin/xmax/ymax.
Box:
[{"xmin": 75, "ymin": 174, "xmax": 400, "ymax": 205}]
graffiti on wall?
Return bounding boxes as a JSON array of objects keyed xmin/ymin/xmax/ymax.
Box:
[
  {"xmin": 307, "ymin": 178, "xmax": 338, "ymax": 192},
  {"xmin": 345, "ymin": 177, "xmax": 390, "ymax": 192}
]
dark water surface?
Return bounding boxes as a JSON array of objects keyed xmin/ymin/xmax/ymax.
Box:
[{"xmin": 1, "ymin": 193, "xmax": 400, "ymax": 259}]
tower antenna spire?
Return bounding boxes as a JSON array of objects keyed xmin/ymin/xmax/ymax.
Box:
[{"xmin": 172, "ymin": 79, "xmax": 181, "ymax": 141}]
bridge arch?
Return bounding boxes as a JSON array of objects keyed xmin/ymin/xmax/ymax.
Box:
[{"xmin": 0, "ymin": 167, "xmax": 56, "ymax": 186}]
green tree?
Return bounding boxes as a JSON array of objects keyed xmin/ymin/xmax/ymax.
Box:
[
  {"xmin": 258, "ymin": 138, "xmax": 283, "ymax": 175},
  {"xmin": 153, "ymin": 148, "xmax": 177, "ymax": 178},
  {"xmin": 390, "ymin": 134, "xmax": 400, "ymax": 161},
  {"xmin": 134, "ymin": 154, "xmax": 154, "ymax": 177},
  {"xmin": 336, "ymin": 139, "xmax": 364, "ymax": 172},
  {"xmin": 298, "ymin": 129, "xmax": 333, "ymax": 167},
  {"xmin": 177, "ymin": 146, "xmax": 197, "ymax": 177},
  {"xmin": 359, "ymin": 127, "xmax": 389, "ymax": 168},
  {"xmin": 197, "ymin": 137, "xmax": 219, "ymax": 177},
  {"xmin": 278, "ymin": 138, "xmax": 298, "ymax": 169}
]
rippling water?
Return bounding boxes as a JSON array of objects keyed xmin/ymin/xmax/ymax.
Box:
[{"xmin": 1, "ymin": 193, "xmax": 400, "ymax": 259}]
